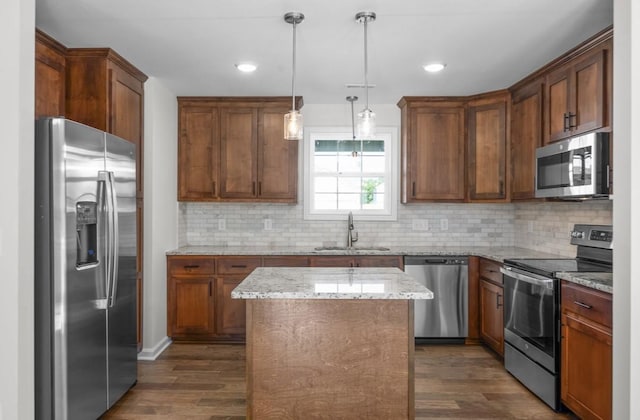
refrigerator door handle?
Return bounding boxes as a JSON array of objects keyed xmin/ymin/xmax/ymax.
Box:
[
  {"xmin": 106, "ymin": 171, "xmax": 120, "ymax": 308},
  {"xmin": 95, "ymin": 172, "xmax": 109, "ymax": 309}
]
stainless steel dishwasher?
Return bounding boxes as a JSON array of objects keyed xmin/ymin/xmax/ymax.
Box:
[{"xmin": 404, "ymin": 256, "xmax": 468, "ymax": 341}]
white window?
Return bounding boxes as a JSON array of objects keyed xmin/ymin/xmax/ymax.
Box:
[{"xmin": 303, "ymin": 127, "xmax": 397, "ymax": 221}]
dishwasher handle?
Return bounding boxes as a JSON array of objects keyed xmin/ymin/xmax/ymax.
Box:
[{"xmin": 404, "ymin": 256, "xmax": 468, "ymax": 266}]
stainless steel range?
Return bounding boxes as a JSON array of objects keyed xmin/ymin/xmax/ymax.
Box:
[{"xmin": 501, "ymin": 224, "xmax": 613, "ymax": 411}]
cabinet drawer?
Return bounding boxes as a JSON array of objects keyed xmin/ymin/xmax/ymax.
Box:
[
  {"xmin": 561, "ymin": 281, "xmax": 612, "ymax": 328},
  {"xmin": 217, "ymin": 256, "xmax": 262, "ymax": 274},
  {"xmin": 168, "ymin": 256, "xmax": 215, "ymax": 275},
  {"xmin": 479, "ymin": 258, "xmax": 503, "ymax": 285},
  {"xmin": 262, "ymin": 256, "xmax": 310, "ymax": 267}
]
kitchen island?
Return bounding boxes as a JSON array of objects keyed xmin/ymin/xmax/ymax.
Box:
[{"xmin": 232, "ymin": 267, "xmax": 433, "ymax": 420}]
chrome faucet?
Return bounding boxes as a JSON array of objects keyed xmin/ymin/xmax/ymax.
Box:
[{"xmin": 347, "ymin": 211, "xmax": 358, "ymax": 248}]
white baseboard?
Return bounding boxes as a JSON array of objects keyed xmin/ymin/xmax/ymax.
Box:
[{"xmin": 137, "ymin": 336, "xmax": 172, "ymax": 361}]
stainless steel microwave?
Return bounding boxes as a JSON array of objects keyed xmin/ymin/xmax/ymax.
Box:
[{"xmin": 535, "ymin": 132, "xmax": 610, "ymax": 199}]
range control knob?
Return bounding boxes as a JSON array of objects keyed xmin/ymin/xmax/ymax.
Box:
[{"xmin": 571, "ymin": 230, "xmax": 585, "ymax": 239}]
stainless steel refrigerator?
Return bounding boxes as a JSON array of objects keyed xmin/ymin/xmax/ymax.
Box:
[{"xmin": 35, "ymin": 118, "xmax": 137, "ymax": 419}]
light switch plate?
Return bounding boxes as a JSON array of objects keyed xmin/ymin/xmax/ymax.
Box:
[
  {"xmin": 218, "ymin": 219, "xmax": 226, "ymax": 231},
  {"xmin": 264, "ymin": 219, "xmax": 273, "ymax": 230},
  {"xmin": 440, "ymin": 219, "xmax": 448, "ymax": 231}
]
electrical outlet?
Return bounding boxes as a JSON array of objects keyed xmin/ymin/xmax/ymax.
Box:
[
  {"xmin": 412, "ymin": 219, "xmax": 429, "ymax": 231},
  {"xmin": 528, "ymin": 221, "xmax": 534, "ymax": 233},
  {"xmin": 440, "ymin": 218, "xmax": 448, "ymax": 231},
  {"xmin": 264, "ymin": 219, "xmax": 273, "ymax": 231},
  {"xmin": 218, "ymin": 219, "xmax": 226, "ymax": 231}
]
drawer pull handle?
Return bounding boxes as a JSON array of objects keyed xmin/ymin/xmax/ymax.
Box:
[
  {"xmin": 573, "ymin": 300, "xmax": 592, "ymax": 309},
  {"xmin": 231, "ymin": 264, "xmax": 248, "ymax": 268},
  {"xmin": 183, "ymin": 265, "xmax": 200, "ymax": 269}
]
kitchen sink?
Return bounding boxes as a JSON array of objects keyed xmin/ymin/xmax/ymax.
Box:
[{"xmin": 313, "ymin": 246, "xmax": 390, "ymax": 251}]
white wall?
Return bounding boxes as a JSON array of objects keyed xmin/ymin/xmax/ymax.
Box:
[
  {"xmin": 140, "ymin": 78, "xmax": 178, "ymax": 358},
  {"xmin": 613, "ymin": 0, "xmax": 640, "ymax": 417},
  {"xmin": 0, "ymin": 0, "xmax": 34, "ymax": 418}
]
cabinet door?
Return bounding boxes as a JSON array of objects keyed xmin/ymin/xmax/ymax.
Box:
[
  {"xmin": 107, "ymin": 64, "xmax": 145, "ymax": 198},
  {"xmin": 511, "ymin": 81, "xmax": 542, "ymax": 200},
  {"xmin": 545, "ymin": 65, "xmax": 572, "ymax": 144},
  {"xmin": 35, "ymin": 31, "xmax": 66, "ymax": 119},
  {"xmin": 561, "ymin": 312, "xmax": 612, "ymax": 420},
  {"xmin": 215, "ymin": 276, "xmax": 247, "ymax": 336},
  {"xmin": 468, "ymin": 101, "xmax": 507, "ymax": 201},
  {"xmin": 407, "ymin": 106, "xmax": 465, "ymax": 201},
  {"xmin": 220, "ymin": 108, "xmax": 258, "ymax": 198},
  {"xmin": 178, "ymin": 106, "xmax": 220, "ymax": 200},
  {"xmin": 258, "ymin": 108, "xmax": 298, "ymax": 201},
  {"xmin": 168, "ymin": 276, "xmax": 215, "ymax": 336},
  {"xmin": 573, "ymin": 49, "xmax": 606, "ymax": 135},
  {"xmin": 479, "ymin": 279, "xmax": 504, "ymax": 356}
]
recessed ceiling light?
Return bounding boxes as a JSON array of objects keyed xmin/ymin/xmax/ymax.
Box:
[
  {"xmin": 423, "ymin": 63, "xmax": 446, "ymax": 73},
  {"xmin": 235, "ymin": 63, "xmax": 257, "ymax": 73}
]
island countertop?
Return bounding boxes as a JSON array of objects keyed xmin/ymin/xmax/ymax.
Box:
[{"xmin": 231, "ymin": 267, "xmax": 434, "ymax": 300}]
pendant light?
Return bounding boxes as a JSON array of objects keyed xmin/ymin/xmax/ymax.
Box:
[
  {"xmin": 355, "ymin": 11, "xmax": 376, "ymax": 139},
  {"xmin": 346, "ymin": 96, "xmax": 359, "ymax": 157},
  {"xmin": 284, "ymin": 12, "xmax": 304, "ymax": 141}
]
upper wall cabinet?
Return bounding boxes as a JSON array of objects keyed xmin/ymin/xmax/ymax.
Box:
[
  {"xmin": 398, "ymin": 98, "xmax": 466, "ymax": 202},
  {"xmin": 543, "ymin": 32, "xmax": 612, "ymax": 144},
  {"xmin": 510, "ymin": 79, "xmax": 543, "ymax": 201},
  {"xmin": 35, "ymin": 30, "xmax": 66, "ymax": 119},
  {"xmin": 467, "ymin": 92, "xmax": 509, "ymax": 202},
  {"xmin": 65, "ymin": 48, "xmax": 148, "ymax": 198},
  {"xmin": 178, "ymin": 97, "xmax": 301, "ymax": 203}
]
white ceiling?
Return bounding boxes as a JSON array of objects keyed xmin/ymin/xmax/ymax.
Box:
[{"xmin": 36, "ymin": 0, "xmax": 613, "ymax": 104}]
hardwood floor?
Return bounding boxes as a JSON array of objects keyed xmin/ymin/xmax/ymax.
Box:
[{"xmin": 102, "ymin": 343, "xmax": 574, "ymax": 419}]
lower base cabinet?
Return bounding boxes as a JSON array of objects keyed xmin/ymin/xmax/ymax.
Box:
[
  {"xmin": 561, "ymin": 281, "xmax": 612, "ymax": 420},
  {"xmin": 167, "ymin": 254, "xmax": 403, "ymax": 342},
  {"xmin": 478, "ymin": 258, "xmax": 504, "ymax": 356}
]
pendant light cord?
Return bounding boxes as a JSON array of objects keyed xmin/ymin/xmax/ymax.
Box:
[
  {"xmin": 363, "ymin": 17, "xmax": 369, "ymax": 111},
  {"xmin": 350, "ymin": 99, "xmax": 356, "ymax": 140},
  {"xmin": 291, "ymin": 20, "xmax": 297, "ymax": 111}
]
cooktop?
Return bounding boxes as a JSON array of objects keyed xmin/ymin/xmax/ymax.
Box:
[{"xmin": 504, "ymin": 258, "xmax": 612, "ymax": 278}]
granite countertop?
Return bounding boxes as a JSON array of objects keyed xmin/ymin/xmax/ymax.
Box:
[
  {"xmin": 556, "ymin": 272, "xmax": 613, "ymax": 294},
  {"xmin": 231, "ymin": 267, "xmax": 435, "ymax": 300},
  {"xmin": 167, "ymin": 245, "xmax": 564, "ymax": 262}
]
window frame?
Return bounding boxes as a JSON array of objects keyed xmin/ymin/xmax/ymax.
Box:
[{"xmin": 303, "ymin": 126, "xmax": 398, "ymax": 221}]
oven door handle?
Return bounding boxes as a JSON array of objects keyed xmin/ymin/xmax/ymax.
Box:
[{"xmin": 500, "ymin": 266, "xmax": 554, "ymax": 289}]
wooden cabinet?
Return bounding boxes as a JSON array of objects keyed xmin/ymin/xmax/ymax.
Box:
[
  {"xmin": 510, "ymin": 79, "xmax": 543, "ymax": 200},
  {"xmin": 467, "ymin": 92, "xmax": 509, "ymax": 201},
  {"xmin": 65, "ymin": 48, "xmax": 147, "ymax": 196},
  {"xmin": 309, "ymin": 255, "xmax": 403, "ymax": 269},
  {"xmin": 478, "ymin": 258, "xmax": 504, "ymax": 356},
  {"xmin": 35, "ymin": 30, "xmax": 66, "ymax": 119},
  {"xmin": 168, "ymin": 254, "xmax": 405, "ymax": 341},
  {"xmin": 167, "ymin": 257, "xmax": 216, "ymax": 337},
  {"xmin": 398, "ymin": 98, "xmax": 466, "ymax": 202},
  {"xmin": 177, "ymin": 97, "xmax": 301, "ymax": 202},
  {"xmin": 178, "ymin": 106, "xmax": 220, "ymax": 199},
  {"xmin": 167, "ymin": 255, "xmax": 259, "ymax": 342},
  {"xmin": 561, "ymin": 281, "xmax": 612, "ymax": 420},
  {"xmin": 263, "ymin": 256, "xmax": 311, "ymax": 267},
  {"xmin": 544, "ymin": 36, "xmax": 612, "ymax": 144}
]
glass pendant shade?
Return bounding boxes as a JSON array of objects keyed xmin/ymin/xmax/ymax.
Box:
[
  {"xmin": 356, "ymin": 108, "xmax": 376, "ymax": 139},
  {"xmin": 284, "ymin": 109, "xmax": 303, "ymax": 140}
]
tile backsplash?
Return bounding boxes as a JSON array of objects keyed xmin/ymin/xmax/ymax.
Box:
[
  {"xmin": 514, "ymin": 200, "xmax": 613, "ymax": 256},
  {"xmin": 180, "ymin": 202, "xmax": 516, "ymax": 248},
  {"xmin": 179, "ymin": 199, "xmax": 613, "ymax": 257}
]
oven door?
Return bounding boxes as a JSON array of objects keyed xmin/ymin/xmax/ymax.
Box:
[{"xmin": 501, "ymin": 266, "xmax": 559, "ymax": 373}]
